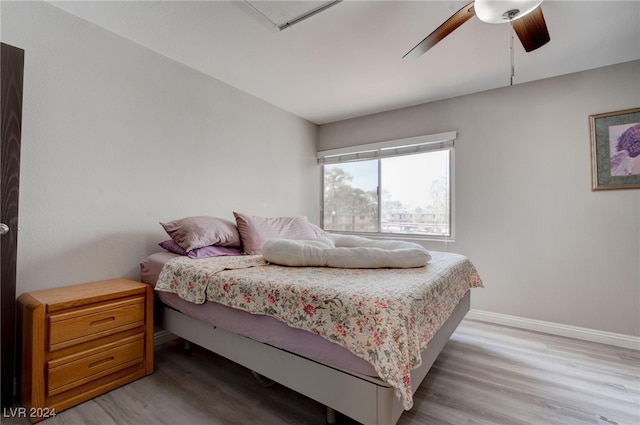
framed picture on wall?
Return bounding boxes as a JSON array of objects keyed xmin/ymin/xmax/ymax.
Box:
[{"xmin": 589, "ymin": 107, "xmax": 640, "ymax": 190}]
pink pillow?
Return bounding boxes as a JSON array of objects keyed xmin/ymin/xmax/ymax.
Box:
[
  {"xmin": 233, "ymin": 212, "xmax": 318, "ymax": 255},
  {"xmin": 160, "ymin": 216, "xmax": 241, "ymax": 252},
  {"xmin": 159, "ymin": 240, "xmax": 242, "ymax": 259}
]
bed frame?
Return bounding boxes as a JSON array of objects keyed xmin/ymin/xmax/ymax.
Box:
[{"xmin": 159, "ymin": 290, "xmax": 470, "ymax": 425}]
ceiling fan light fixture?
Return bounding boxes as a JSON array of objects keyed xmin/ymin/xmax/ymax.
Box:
[{"xmin": 474, "ymin": 0, "xmax": 543, "ymax": 24}]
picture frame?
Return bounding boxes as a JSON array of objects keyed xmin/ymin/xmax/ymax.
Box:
[{"xmin": 589, "ymin": 107, "xmax": 640, "ymax": 190}]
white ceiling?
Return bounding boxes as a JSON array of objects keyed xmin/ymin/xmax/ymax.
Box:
[{"xmin": 50, "ymin": 1, "xmax": 640, "ymax": 125}]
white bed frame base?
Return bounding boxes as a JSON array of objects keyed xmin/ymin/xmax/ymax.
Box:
[{"xmin": 160, "ymin": 292, "xmax": 470, "ymax": 425}]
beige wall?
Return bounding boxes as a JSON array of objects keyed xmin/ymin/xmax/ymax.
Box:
[
  {"xmin": 3, "ymin": 1, "xmax": 638, "ymax": 338},
  {"xmin": 319, "ymin": 61, "xmax": 640, "ymax": 337},
  {"xmin": 2, "ymin": 1, "xmax": 318, "ymax": 293}
]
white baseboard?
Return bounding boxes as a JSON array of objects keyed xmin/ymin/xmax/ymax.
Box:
[{"xmin": 466, "ymin": 309, "xmax": 640, "ymax": 351}]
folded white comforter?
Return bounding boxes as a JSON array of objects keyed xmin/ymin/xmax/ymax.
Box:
[{"xmin": 262, "ymin": 233, "xmax": 431, "ymax": 268}]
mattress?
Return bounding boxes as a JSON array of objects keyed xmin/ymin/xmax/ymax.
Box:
[
  {"xmin": 143, "ymin": 250, "xmax": 482, "ymax": 409},
  {"xmin": 140, "ymin": 252, "xmax": 379, "ymax": 376}
]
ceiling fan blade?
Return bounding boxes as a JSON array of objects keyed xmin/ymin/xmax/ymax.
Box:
[
  {"xmin": 512, "ymin": 6, "xmax": 550, "ymax": 52},
  {"xmin": 403, "ymin": 1, "xmax": 475, "ymax": 59}
]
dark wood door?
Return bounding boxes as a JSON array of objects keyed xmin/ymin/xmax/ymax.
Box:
[{"xmin": 1, "ymin": 42, "xmax": 24, "ymax": 409}]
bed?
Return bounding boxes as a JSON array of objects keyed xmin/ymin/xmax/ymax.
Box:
[{"xmin": 140, "ymin": 246, "xmax": 482, "ymax": 425}]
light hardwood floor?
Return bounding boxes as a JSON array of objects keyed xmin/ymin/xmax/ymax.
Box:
[{"xmin": 5, "ymin": 319, "xmax": 639, "ymax": 425}]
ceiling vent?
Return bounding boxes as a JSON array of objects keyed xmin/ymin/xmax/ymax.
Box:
[{"xmin": 237, "ymin": 0, "xmax": 341, "ymax": 31}]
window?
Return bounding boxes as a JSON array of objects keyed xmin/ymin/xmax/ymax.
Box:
[{"xmin": 319, "ymin": 132, "xmax": 454, "ymax": 238}]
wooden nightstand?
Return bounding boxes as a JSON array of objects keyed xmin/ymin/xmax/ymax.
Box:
[{"xmin": 18, "ymin": 278, "xmax": 153, "ymax": 423}]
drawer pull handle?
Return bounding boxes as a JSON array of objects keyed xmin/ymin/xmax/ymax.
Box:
[
  {"xmin": 89, "ymin": 356, "xmax": 114, "ymax": 368},
  {"xmin": 90, "ymin": 316, "xmax": 116, "ymax": 327}
]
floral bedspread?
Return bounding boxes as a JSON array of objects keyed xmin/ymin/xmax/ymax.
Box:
[{"xmin": 155, "ymin": 251, "xmax": 483, "ymax": 410}]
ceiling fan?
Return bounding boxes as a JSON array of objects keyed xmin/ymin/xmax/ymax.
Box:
[{"xmin": 404, "ymin": 0, "xmax": 550, "ymax": 59}]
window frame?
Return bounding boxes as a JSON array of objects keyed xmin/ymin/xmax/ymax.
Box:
[{"xmin": 318, "ymin": 132, "xmax": 456, "ymax": 241}]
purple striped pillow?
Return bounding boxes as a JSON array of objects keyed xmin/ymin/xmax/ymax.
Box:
[{"xmin": 233, "ymin": 212, "xmax": 318, "ymax": 255}]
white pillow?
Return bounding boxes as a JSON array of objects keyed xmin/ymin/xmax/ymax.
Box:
[{"xmin": 262, "ymin": 234, "xmax": 430, "ymax": 268}]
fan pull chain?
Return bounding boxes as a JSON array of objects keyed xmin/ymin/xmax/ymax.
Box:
[{"xmin": 509, "ymin": 21, "xmax": 515, "ymax": 86}]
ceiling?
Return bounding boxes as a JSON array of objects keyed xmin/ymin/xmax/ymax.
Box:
[{"xmin": 49, "ymin": 1, "xmax": 640, "ymax": 125}]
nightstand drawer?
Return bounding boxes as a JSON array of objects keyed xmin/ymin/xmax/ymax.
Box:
[
  {"xmin": 49, "ymin": 296, "xmax": 144, "ymax": 350},
  {"xmin": 47, "ymin": 334, "xmax": 144, "ymax": 397}
]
